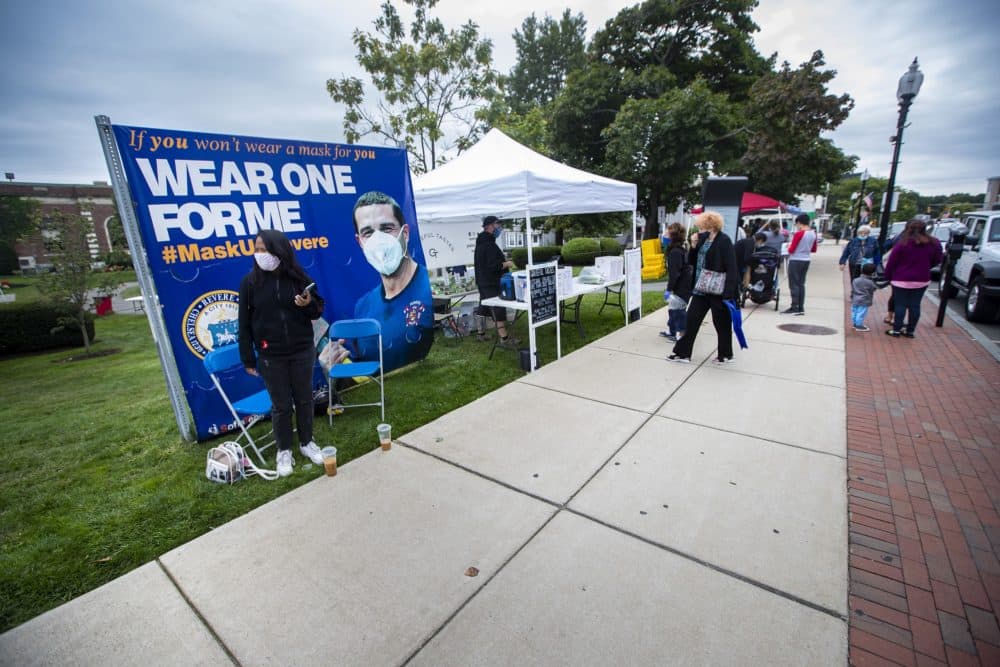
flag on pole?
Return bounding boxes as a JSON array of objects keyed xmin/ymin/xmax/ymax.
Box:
[{"xmin": 863, "ymin": 192, "xmax": 873, "ymax": 213}]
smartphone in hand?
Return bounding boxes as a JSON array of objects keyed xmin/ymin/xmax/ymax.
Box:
[{"xmin": 302, "ymin": 282, "xmax": 316, "ymax": 295}]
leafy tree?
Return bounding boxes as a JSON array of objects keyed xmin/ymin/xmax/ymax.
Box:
[
  {"xmin": 507, "ymin": 10, "xmax": 587, "ymax": 113},
  {"xmin": 35, "ymin": 209, "xmax": 122, "ymax": 355},
  {"xmin": 589, "ymin": 0, "xmax": 767, "ymax": 101},
  {"xmin": 548, "ymin": 0, "xmax": 768, "ymax": 237},
  {"xmin": 0, "ymin": 196, "xmax": 39, "ymax": 274},
  {"xmin": 105, "ymin": 214, "xmax": 127, "ymax": 252},
  {"xmin": 492, "ymin": 106, "xmax": 550, "ymax": 154},
  {"xmin": 739, "ymin": 51, "xmax": 855, "ymax": 201},
  {"xmin": 326, "ymin": 0, "xmax": 501, "ymax": 173},
  {"xmin": 548, "ymin": 62, "xmax": 632, "ymax": 171},
  {"xmin": 919, "ymin": 194, "xmax": 982, "ymax": 218},
  {"xmin": 603, "ymin": 79, "xmax": 741, "ymax": 237}
]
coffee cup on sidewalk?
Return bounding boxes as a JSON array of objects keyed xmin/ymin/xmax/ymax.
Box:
[
  {"xmin": 376, "ymin": 423, "xmax": 392, "ymax": 451},
  {"xmin": 321, "ymin": 446, "xmax": 337, "ymax": 476}
]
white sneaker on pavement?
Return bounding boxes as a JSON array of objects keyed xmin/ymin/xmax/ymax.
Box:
[
  {"xmin": 276, "ymin": 449, "xmax": 294, "ymax": 477},
  {"xmin": 299, "ymin": 441, "xmax": 325, "ymax": 466}
]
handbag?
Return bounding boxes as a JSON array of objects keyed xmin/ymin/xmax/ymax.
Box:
[
  {"xmin": 694, "ymin": 268, "xmax": 726, "ymax": 295},
  {"xmin": 206, "ymin": 441, "xmax": 278, "ymax": 483}
]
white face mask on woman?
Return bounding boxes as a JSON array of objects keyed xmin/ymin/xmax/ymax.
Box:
[
  {"xmin": 362, "ymin": 229, "xmax": 406, "ymax": 275},
  {"xmin": 254, "ymin": 252, "xmax": 281, "ymax": 272}
]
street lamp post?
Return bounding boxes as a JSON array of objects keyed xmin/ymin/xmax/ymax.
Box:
[
  {"xmin": 877, "ymin": 59, "xmax": 923, "ymax": 250},
  {"xmin": 853, "ymin": 168, "xmax": 869, "ymax": 238}
]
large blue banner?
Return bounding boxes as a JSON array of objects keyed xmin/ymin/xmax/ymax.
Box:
[{"xmin": 112, "ymin": 125, "xmax": 433, "ymax": 440}]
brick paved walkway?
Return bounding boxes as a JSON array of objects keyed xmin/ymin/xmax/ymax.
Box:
[{"xmin": 846, "ymin": 282, "xmax": 1000, "ymax": 665}]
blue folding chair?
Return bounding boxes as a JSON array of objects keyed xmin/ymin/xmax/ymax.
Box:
[
  {"xmin": 203, "ymin": 344, "xmax": 274, "ymax": 466},
  {"xmin": 327, "ymin": 318, "xmax": 384, "ymax": 424}
]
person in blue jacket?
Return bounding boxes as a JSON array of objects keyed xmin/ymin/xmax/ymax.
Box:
[
  {"xmin": 352, "ymin": 191, "xmax": 434, "ymax": 372},
  {"xmin": 838, "ymin": 224, "xmax": 882, "ymax": 280}
]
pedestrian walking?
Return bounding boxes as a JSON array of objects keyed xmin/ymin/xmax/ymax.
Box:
[
  {"xmin": 782, "ymin": 214, "xmax": 818, "ymax": 315},
  {"xmin": 734, "ymin": 224, "xmax": 755, "ymax": 290},
  {"xmin": 849, "ymin": 263, "xmax": 886, "ymax": 332},
  {"xmin": 660, "ymin": 222, "xmax": 692, "ymax": 342},
  {"xmin": 882, "ymin": 220, "xmax": 944, "ymax": 338},
  {"xmin": 668, "ymin": 211, "xmax": 738, "ymax": 364},
  {"xmin": 838, "ymin": 224, "xmax": 881, "ymax": 280}
]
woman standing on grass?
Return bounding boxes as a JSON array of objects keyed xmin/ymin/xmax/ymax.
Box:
[
  {"xmin": 882, "ymin": 220, "xmax": 943, "ymax": 339},
  {"xmin": 238, "ymin": 229, "xmax": 327, "ymax": 477},
  {"xmin": 668, "ymin": 211, "xmax": 738, "ymax": 364}
]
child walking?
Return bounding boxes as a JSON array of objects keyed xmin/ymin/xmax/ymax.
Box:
[
  {"xmin": 660, "ymin": 222, "xmax": 692, "ymax": 342},
  {"xmin": 850, "ymin": 263, "xmax": 884, "ymax": 332}
]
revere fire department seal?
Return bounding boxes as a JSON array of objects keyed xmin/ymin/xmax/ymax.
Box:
[{"xmin": 183, "ymin": 290, "xmax": 240, "ymax": 358}]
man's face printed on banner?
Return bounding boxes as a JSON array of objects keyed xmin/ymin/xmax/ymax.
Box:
[{"xmin": 355, "ymin": 203, "xmax": 410, "ymax": 276}]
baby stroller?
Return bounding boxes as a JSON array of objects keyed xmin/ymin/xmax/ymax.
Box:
[{"xmin": 741, "ymin": 246, "xmax": 781, "ymax": 310}]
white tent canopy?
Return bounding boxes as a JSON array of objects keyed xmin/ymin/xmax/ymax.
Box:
[{"xmin": 412, "ymin": 129, "xmax": 637, "ymax": 265}]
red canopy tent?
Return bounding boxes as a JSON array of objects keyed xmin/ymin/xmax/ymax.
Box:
[{"xmin": 741, "ymin": 192, "xmax": 781, "ymax": 214}]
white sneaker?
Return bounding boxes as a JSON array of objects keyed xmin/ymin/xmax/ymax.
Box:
[
  {"xmin": 276, "ymin": 449, "xmax": 294, "ymax": 477},
  {"xmin": 712, "ymin": 357, "xmax": 735, "ymax": 365},
  {"xmin": 299, "ymin": 441, "xmax": 324, "ymax": 466}
]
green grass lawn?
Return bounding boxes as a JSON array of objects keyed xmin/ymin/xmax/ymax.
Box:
[{"xmin": 0, "ymin": 291, "xmax": 664, "ymax": 632}]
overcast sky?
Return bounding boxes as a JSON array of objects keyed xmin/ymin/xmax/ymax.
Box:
[{"xmin": 1, "ymin": 0, "xmax": 997, "ymax": 197}]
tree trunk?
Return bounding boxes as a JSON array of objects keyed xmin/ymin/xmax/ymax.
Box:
[
  {"xmin": 643, "ymin": 192, "xmax": 660, "ymax": 240},
  {"xmin": 78, "ymin": 313, "xmax": 91, "ymax": 355}
]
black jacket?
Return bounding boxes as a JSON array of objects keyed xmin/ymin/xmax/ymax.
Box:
[
  {"xmin": 238, "ymin": 271, "xmax": 324, "ymax": 369},
  {"xmin": 473, "ymin": 230, "xmax": 506, "ymax": 297},
  {"xmin": 688, "ymin": 231, "xmax": 739, "ymax": 300},
  {"xmin": 666, "ymin": 244, "xmax": 692, "ymax": 300},
  {"xmin": 734, "ymin": 237, "xmax": 755, "ymax": 270}
]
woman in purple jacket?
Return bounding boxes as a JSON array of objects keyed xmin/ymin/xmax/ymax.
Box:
[{"xmin": 882, "ymin": 220, "xmax": 944, "ymax": 338}]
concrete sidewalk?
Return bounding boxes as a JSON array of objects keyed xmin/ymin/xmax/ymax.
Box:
[{"xmin": 2, "ymin": 247, "xmax": 851, "ymax": 666}]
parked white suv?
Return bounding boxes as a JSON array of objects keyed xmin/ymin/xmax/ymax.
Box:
[{"xmin": 940, "ymin": 210, "xmax": 1000, "ymax": 322}]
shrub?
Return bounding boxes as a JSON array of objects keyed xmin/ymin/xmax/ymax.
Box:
[
  {"xmin": 560, "ymin": 238, "xmax": 602, "ymax": 265},
  {"xmin": 510, "ymin": 245, "xmax": 562, "ymax": 269},
  {"xmin": 599, "ymin": 237, "xmax": 623, "ymax": 256},
  {"xmin": 103, "ymin": 250, "xmax": 134, "ymax": 270},
  {"xmin": 0, "ymin": 303, "xmax": 96, "ymax": 354},
  {"xmin": 0, "ymin": 243, "xmax": 18, "ymax": 274}
]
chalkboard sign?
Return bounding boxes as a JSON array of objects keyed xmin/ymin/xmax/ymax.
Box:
[{"xmin": 528, "ymin": 264, "xmax": 558, "ymax": 326}]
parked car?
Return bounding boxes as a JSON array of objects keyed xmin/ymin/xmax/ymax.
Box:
[
  {"xmin": 939, "ymin": 210, "xmax": 1000, "ymax": 322},
  {"xmin": 926, "ymin": 221, "xmax": 964, "ymax": 279}
]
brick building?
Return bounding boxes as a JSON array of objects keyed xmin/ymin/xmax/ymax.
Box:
[{"xmin": 0, "ymin": 180, "xmax": 119, "ymax": 271}]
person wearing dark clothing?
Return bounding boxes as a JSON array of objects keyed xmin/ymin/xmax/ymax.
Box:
[
  {"xmin": 238, "ymin": 229, "xmax": 327, "ymax": 477},
  {"xmin": 473, "ymin": 216, "xmax": 516, "ymax": 345},
  {"xmin": 733, "ymin": 226, "xmax": 755, "ymax": 290},
  {"xmin": 661, "ymin": 222, "xmax": 692, "ymax": 342},
  {"xmin": 882, "ymin": 220, "xmax": 944, "ymax": 338},
  {"xmin": 669, "ymin": 211, "xmax": 738, "ymax": 364}
]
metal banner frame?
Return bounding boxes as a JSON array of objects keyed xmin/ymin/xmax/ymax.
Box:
[{"xmin": 95, "ymin": 115, "xmax": 195, "ymax": 441}]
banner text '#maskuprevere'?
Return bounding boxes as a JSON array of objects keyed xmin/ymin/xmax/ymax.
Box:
[
  {"xmin": 158, "ymin": 235, "xmax": 330, "ymax": 265},
  {"xmin": 137, "ymin": 158, "xmax": 357, "ymax": 243}
]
